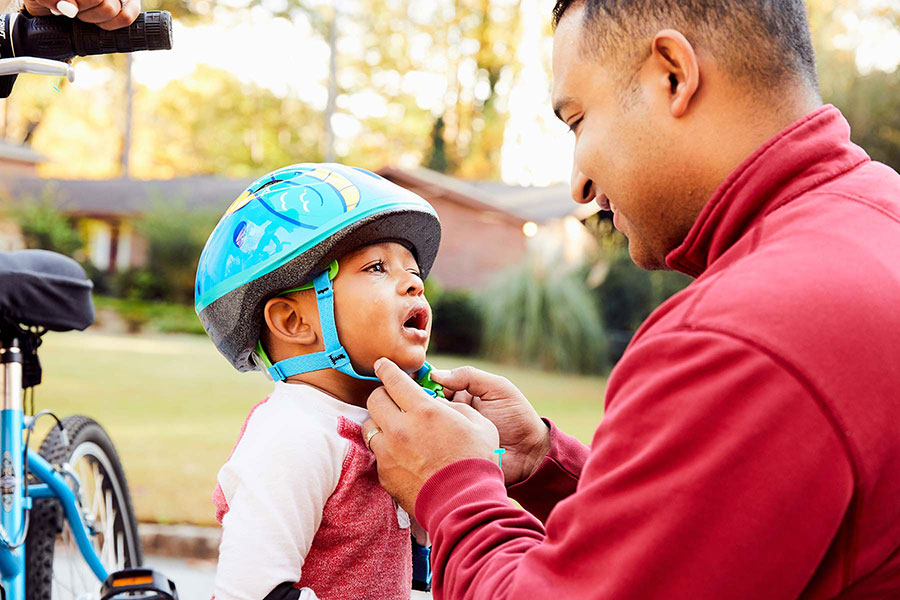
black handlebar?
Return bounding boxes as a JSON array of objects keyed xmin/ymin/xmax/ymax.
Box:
[{"xmin": 0, "ymin": 10, "xmax": 173, "ymax": 98}]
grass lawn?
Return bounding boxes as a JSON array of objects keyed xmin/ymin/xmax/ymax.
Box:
[{"xmin": 32, "ymin": 330, "xmax": 606, "ymax": 526}]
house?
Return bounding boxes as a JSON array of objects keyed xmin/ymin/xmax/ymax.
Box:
[
  {"xmin": 378, "ymin": 167, "xmax": 600, "ymax": 288},
  {"xmin": 1, "ymin": 167, "xmax": 600, "ymax": 289},
  {"xmin": 1, "ymin": 176, "xmax": 248, "ymax": 271},
  {"xmin": 0, "ymin": 139, "xmax": 44, "ymax": 177}
]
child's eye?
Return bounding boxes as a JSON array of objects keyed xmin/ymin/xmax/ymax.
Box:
[
  {"xmin": 408, "ymin": 269, "xmax": 422, "ymax": 279},
  {"xmin": 365, "ymin": 260, "xmax": 386, "ymax": 273}
]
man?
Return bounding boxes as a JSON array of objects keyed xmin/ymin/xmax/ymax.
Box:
[{"xmin": 362, "ymin": 1, "xmax": 900, "ymax": 597}]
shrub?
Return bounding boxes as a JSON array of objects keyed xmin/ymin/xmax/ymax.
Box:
[
  {"xmin": 93, "ymin": 296, "xmax": 206, "ymax": 335},
  {"xmin": 10, "ymin": 195, "xmax": 82, "ymax": 257},
  {"xmin": 481, "ymin": 255, "xmax": 607, "ymax": 374},
  {"xmin": 430, "ymin": 288, "xmax": 482, "ymax": 356},
  {"xmin": 588, "ymin": 224, "xmax": 692, "ymax": 363},
  {"xmin": 135, "ymin": 201, "xmax": 219, "ymax": 304}
]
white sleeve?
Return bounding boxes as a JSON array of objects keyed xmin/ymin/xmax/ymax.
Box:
[{"xmin": 213, "ymin": 404, "xmax": 345, "ymax": 600}]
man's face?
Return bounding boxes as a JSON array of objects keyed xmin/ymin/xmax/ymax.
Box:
[
  {"xmin": 551, "ymin": 7, "xmax": 701, "ymax": 269},
  {"xmin": 332, "ymin": 241, "xmax": 432, "ymax": 375}
]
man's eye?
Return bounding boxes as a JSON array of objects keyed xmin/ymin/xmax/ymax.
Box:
[{"xmin": 568, "ymin": 118, "xmax": 582, "ymax": 133}]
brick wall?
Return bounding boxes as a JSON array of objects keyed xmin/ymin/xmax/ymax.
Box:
[{"xmin": 388, "ymin": 183, "xmax": 528, "ymax": 290}]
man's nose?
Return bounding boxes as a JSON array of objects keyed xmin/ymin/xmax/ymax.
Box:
[{"xmin": 571, "ymin": 168, "xmax": 597, "ymax": 204}]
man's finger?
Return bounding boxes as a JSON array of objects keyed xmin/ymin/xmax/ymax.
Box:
[
  {"xmin": 374, "ymin": 357, "xmax": 432, "ymax": 413},
  {"xmin": 448, "ymin": 389, "xmax": 475, "ymax": 406},
  {"xmin": 430, "ymin": 365, "xmax": 512, "ymax": 397},
  {"xmin": 366, "ymin": 386, "xmax": 404, "ymax": 427},
  {"xmin": 361, "ymin": 418, "xmax": 385, "ymax": 452}
]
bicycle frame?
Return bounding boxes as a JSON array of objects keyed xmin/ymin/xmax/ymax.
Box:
[{"xmin": 0, "ymin": 336, "xmax": 107, "ymax": 598}]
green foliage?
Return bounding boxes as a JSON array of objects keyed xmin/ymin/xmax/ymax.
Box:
[
  {"xmin": 585, "ymin": 218, "xmax": 691, "ymax": 362},
  {"xmin": 8, "ymin": 193, "xmax": 82, "ymax": 257},
  {"xmin": 597, "ymin": 249, "xmax": 654, "ymax": 333},
  {"xmin": 338, "ymin": 0, "xmax": 524, "ymax": 179},
  {"xmin": 134, "ymin": 200, "xmax": 219, "ymax": 304},
  {"xmin": 93, "ymin": 296, "xmax": 206, "ymax": 335},
  {"xmin": 425, "ymin": 116, "xmax": 452, "ymax": 173},
  {"xmin": 482, "ymin": 255, "xmax": 607, "ymax": 374},
  {"xmin": 810, "ymin": 1, "xmax": 900, "ymax": 173},
  {"xmin": 430, "ymin": 288, "xmax": 483, "ymax": 356},
  {"xmin": 135, "ymin": 65, "xmax": 325, "ymax": 178}
]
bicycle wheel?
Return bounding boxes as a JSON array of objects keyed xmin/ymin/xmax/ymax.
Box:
[{"xmin": 26, "ymin": 415, "xmax": 143, "ymax": 599}]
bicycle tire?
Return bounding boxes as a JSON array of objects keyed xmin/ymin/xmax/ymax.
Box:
[{"xmin": 25, "ymin": 415, "xmax": 143, "ymax": 599}]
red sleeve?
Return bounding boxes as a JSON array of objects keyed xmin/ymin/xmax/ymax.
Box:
[
  {"xmin": 506, "ymin": 419, "xmax": 590, "ymax": 523},
  {"xmin": 414, "ymin": 330, "xmax": 854, "ymax": 600}
]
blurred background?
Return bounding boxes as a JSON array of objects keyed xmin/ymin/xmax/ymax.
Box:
[{"xmin": 0, "ymin": 0, "xmax": 898, "ymax": 530}]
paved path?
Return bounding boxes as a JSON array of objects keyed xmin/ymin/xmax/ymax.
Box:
[{"xmin": 143, "ymin": 554, "xmax": 432, "ymax": 599}]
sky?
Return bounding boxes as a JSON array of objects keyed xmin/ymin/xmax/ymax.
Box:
[{"xmin": 72, "ymin": 0, "xmax": 900, "ymax": 186}]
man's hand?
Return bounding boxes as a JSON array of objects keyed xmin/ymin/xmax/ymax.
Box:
[
  {"xmin": 362, "ymin": 358, "xmax": 499, "ymax": 514},
  {"xmin": 24, "ymin": 0, "xmax": 140, "ymax": 30},
  {"xmin": 431, "ymin": 366, "xmax": 551, "ymax": 486}
]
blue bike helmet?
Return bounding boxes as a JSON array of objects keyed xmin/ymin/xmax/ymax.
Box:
[{"xmin": 195, "ymin": 163, "xmax": 441, "ymax": 380}]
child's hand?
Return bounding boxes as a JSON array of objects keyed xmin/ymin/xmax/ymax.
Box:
[{"xmin": 363, "ymin": 358, "xmax": 499, "ymax": 514}]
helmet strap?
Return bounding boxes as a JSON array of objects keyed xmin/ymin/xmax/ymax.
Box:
[{"xmin": 267, "ymin": 269, "xmax": 381, "ymax": 383}]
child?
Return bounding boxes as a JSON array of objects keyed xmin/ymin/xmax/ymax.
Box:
[{"xmin": 194, "ymin": 164, "xmax": 442, "ymax": 600}]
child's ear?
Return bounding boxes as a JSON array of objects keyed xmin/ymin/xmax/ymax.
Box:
[{"xmin": 264, "ymin": 296, "xmax": 319, "ymax": 347}]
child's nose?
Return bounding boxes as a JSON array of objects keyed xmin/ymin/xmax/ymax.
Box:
[{"xmin": 401, "ymin": 272, "xmax": 424, "ymax": 296}]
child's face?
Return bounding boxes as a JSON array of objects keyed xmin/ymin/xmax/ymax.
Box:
[{"xmin": 332, "ymin": 241, "xmax": 432, "ymax": 375}]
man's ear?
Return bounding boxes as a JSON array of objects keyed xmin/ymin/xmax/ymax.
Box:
[
  {"xmin": 264, "ymin": 296, "xmax": 319, "ymax": 347},
  {"xmin": 648, "ymin": 29, "xmax": 700, "ymax": 118}
]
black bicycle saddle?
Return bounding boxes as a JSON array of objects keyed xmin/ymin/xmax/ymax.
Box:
[{"xmin": 0, "ymin": 249, "xmax": 94, "ymax": 331}]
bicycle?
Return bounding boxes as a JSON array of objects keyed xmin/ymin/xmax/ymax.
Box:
[{"xmin": 0, "ymin": 11, "xmax": 180, "ymax": 599}]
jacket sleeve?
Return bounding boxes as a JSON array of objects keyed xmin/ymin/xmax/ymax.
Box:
[
  {"xmin": 414, "ymin": 329, "xmax": 854, "ymax": 600},
  {"xmin": 213, "ymin": 404, "xmax": 343, "ymax": 600},
  {"xmin": 506, "ymin": 419, "xmax": 590, "ymax": 523}
]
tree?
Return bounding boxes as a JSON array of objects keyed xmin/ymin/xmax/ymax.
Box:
[
  {"xmin": 809, "ymin": 0, "xmax": 900, "ymax": 172},
  {"xmin": 131, "ymin": 65, "xmax": 324, "ymax": 177}
]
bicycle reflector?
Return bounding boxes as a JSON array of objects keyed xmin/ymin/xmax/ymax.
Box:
[{"xmin": 100, "ymin": 568, "xmax": 179, "ymax": 600}]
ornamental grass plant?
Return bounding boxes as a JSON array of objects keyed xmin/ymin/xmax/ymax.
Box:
[{"xmin": 481, "ymin": 254, "xmax": 608, "ymax": 375}]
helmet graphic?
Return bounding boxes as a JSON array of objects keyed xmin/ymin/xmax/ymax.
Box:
[{"xmin": 195, "ymin": 163, "xmax": 441, "ymax": 376}]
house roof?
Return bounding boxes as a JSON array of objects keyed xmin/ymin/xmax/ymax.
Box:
[
  {"xmin": 377, "ymin": 166, "xmax": 600, "ymax": 224},
  {"xmin": 1, "ymin": 168, "xmax": 600, "ymax": 224},
  {"xmin": 1, "ymin": 176, "xmax": 252, "ymax": 218},
  {"xmin": 0, "ymin": 139, "xmax": 46, "ymax": 165}
]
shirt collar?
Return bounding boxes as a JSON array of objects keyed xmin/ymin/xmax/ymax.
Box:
[
  {"xmin": 666, "ymin": 105, "xmax": 870, "ymax": 277},
  {"xmin": 272, "ymin": 380, "xmax": 370, "ymax": 425}
]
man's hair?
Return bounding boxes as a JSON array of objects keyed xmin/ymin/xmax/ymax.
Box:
[{"xmin": 552, "ymin": 0, "xmax": 819, "ymax": 95}]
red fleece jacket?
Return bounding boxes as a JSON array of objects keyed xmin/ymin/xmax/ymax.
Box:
[{"xmin": 414, "ymin": 105, "xmax": 900, "ymax": 599}]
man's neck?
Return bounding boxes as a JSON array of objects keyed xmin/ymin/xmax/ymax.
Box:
[{"xmin": 285, "ymin": 369, "xmax": 381, "ymax": 409}]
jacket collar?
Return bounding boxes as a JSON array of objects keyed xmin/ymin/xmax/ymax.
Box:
[{"xmin": 665, "ymin": 105, "xmax": 870, "ymax": 277}]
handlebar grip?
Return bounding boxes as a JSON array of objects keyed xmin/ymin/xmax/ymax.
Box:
[
  {"xmin": 73, "ymin": 10, "xmax": 173, "ymax": 56},
  {"xmin": 11, "ymin": 11, "xmax": 172, "ymax": 62}
]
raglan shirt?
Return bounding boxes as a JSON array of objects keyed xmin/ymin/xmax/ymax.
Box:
[{"xmin": 213, "ymin": 382, "xmax": 413, "ymax": 600}]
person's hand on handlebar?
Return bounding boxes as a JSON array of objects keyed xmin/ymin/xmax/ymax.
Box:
[
  {"xmin": 24, "ymin": 0, "xmax": 139, "ymax": 30},
  {"xmin": 430, "ymin": 366, "xmax": 551, "ymax": 486}
]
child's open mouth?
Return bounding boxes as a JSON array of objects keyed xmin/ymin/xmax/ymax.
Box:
[{"xmin": 402, "ymin": 305, "xmax": 430, "ymax": 342}]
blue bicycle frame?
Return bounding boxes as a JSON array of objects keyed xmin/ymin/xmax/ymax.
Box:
[{"xmin": 0, "ymin": 338, "xmax": 107, "ymax": 598}]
